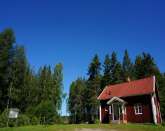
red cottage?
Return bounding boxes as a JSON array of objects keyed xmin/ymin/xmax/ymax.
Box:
[{"xmin": 98, "ymin": 76, "xmax": 162, "ymax": 124}]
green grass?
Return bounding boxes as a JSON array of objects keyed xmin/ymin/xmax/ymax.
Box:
[{"xmin": 0, "ymin": 124, "xmax": 164, "ymax": 131}]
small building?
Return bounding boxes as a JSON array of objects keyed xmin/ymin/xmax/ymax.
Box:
[{"xmin": 98, "ymin": 76, "xmax": 162, "ymax": 124}]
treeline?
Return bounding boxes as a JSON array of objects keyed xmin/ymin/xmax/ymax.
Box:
[
  {"xmin": 0, "ymin": 29, "xmax": 64, "ymax": 127},
  {"xmin": 68, "ymin": 51, "xmax": 165, "ymax": 124}
]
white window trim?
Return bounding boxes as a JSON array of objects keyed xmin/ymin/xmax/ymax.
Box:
[{"xmin": 134, "ymin": 103, "xmax": 143, "ymax": 115}]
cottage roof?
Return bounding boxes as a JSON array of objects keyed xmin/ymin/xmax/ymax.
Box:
[{"xmin": 98, "ymin": 76, "xmax": 155, "ymax": 100}]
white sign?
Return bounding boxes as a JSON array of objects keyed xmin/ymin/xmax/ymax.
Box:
[{"xmin": 8, "ymin": 108, "xmax": 19, "ymax": 119}]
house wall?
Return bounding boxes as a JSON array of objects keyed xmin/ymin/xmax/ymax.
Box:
[
  {"xmin": 155, "ymin": 87, "xmax": 162, "ymax": 124},
  {"xmin": 154, "ymin": 92, "xmax": 162, "ymax": 124},
  {"xmin": 100, "ymin": 95, "xmax": 154, "ymax": 124},
  {"xmin": 123, "ymin": 95, "xmax": 153, "ymax": 123},
  {"xmin": 100, "ymin": 100, "xmax": 109, "ymax": 123}
]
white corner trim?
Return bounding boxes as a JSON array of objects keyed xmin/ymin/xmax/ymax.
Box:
[
  {"xmin": 99, "ymin": 106, "xmax": 102, "ymax": 122},
  {"xmin": 151, "ymin": 94, "xmax": 157, "ymax": 124},
  {"xmin": 153, "ymin": 76, "xmax": 156, "ymax": 92}
]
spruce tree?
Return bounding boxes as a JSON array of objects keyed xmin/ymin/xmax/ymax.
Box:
[
  {"xmin": 101, "ymin": 54, "xmax": 111, "ymax": 90},
  {"xmin": 110, "ymin": 52, "xmax": 123, "ymax": 84},
  {"xmin": 9, "ymin": 45, "xmax": 27, "ymax": 111},
  {"xmin": 52, "ymin": 63, "xmax": 63, "ymax": 112},
  {"xmin": 122, "ymin": 50, "xmax": 134, "ymax": 81},
  {"xmin": 86, "ymin": 54, "xmax": 101, "ymax": 123},
  {"xmin": 157, "ymin": 73, "xmax": 165, "ymax": 119},
  {"xmin": 134, "ymin": 53, "xmax": 160, "ymax": 79},
  {"xmin": 0, "ymin": 29, "xmax": 15, "ymax": 111},
  {"xmin": 68, "ymin": 78, "xmax": 86, "ymax": 123}
]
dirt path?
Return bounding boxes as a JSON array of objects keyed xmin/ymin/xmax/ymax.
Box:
[{"xmin": 75, "ymin": 129, "xmax": 118, "ymax": 131}]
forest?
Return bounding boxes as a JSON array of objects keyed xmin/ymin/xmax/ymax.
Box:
[
  {"xmin": 0, "ymin": 29, "xmax": 64, "ymax": 127},
  {"xmin": 68, "ymin": 48, "xmax": 165, "ymax": 124},
  {"xmin": 0, "ymin": 28, "xmax": 165, "ymax": 127}
]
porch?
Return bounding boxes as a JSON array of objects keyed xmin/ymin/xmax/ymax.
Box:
[{"xmin": 107, "ymin": 97, "xmax": 127, "ymax": 124}]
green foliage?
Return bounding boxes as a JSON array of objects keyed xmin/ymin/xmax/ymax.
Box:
[
  {"xmin": 34, "ymin": 100, "xmax": 57, "ymax": 124},
  {"xmin": 109, "ymin": 52, "xmax": 123, "ymax": 84},
  {"xmin": 88, "ymin": 54, "xmax": 101, "ymax": 80},
  {"xmin": 0, "ymin": 29, "xmax": 64, "ymax": 127},
  {"xmin": 9, "ymin": 45, "xmax": 28, "ymax": 111},
  {"xmin": 157, "ymin": 73, "xmax": 165, "ymax": 119},
  {"xmin": 52, "ymin": 63, "xmax": 64, "ymax": 112},
  {"xmin": 0, "ymin": 110, "xmax": 31, "ymax": 127},
  {"xmin": 17, "ymin": 114, "xmax": 30, "ymax": 126},
  {"xmin": 68, "ymin": 78, "xmax": 86, "ymax": 124},
  {"xmin": 122, "ymin": 50, "xmax": 134, "ymax": 81},
  {"xmin": 1, "ymin": 28, "xmax": 165, "ymax": 126},
  {"xmin": 85, "ymin": 54, "xmax": 102, "ymax": 123},
  {"xmin": 0, "ymin": 109, "xmax": 8, "ymax": 127},
  {"xmin": 134, "ymin": 53, "xmax": 160, "ymax": 79},
  {"xmin": 30, "ymin": 116, "xmax": 40, "ymax": 125},
  {"xmin": 101, "ymin": 54, "xmax": 111, "ymax": 90},
  {"xmin": 0, "ymin": 28, "xmax": 15, "ymax": 112},
  {"xmin": 68, "ymin": 50, "xmax": 165, "ymax": 123},
  {"xmin": 101, "ymin": 52, "xmax": 123, "ymax": 89}
]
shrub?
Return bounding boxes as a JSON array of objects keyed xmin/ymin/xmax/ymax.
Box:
[
  {"xmin": 34, "ymin": 100, "xmax": 57, "ymax": 124},
  {"xmin": 0, "ymin": 109, "xmax": 17, "ymax": 127},
  {"xmin": 0, "ymin": 109, "xmax": 8, "ymax": 127},
  {"xmin": 162, "ymin": 121, "xmax": 165, "ymax": 126},
  {"xmin": 17, "ymin": 114, "xmax": 30, "ymax": 126},
  {"xmin": 30, "ymin": 116, "xmax": 40, "ymax": 125},
  {"xmin": 95, "ymin": 118, "xmax": 100, "ymax": 124}
]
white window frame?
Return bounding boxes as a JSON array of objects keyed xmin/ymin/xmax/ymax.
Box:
[
  {"xmin": 134, "ymin": 103, "xmax": 143, "ymax": 115},
  {"xmin": 109, "ymin": 105, "xmax": 112, "ymax": 114}
]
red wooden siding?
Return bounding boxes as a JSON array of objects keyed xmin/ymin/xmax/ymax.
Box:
[
  {"xmin": 123, "ymin": 95, "xmax": 153, "ymax": 123},
  {"xmin": 154, "ymin": 96, "xmax": 162, "ymax": 123},
  {"xmin": 126, "ymin": 103, "xmax": 152, "ymax": 123},
  {"xmin": 100, "ymin": 95, "xmax": 154, "ymax": 123},
  {"xmin": 101, "ymin": 106, "xmax": 109, "ymax": 123}
]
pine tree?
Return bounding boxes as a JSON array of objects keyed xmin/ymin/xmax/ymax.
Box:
[
  {"xmin": 86, "ymin": 54, "xmax": 101, "ymax": 123},
  {"xmin": 52, "ymin": 63, "xmax": 63, "ymax": 113},
  {"xmin": 0, "ymin": 29, "xmax": 15, "ymax": 111},
  {"xmin": 68, "ymin": 78, "xmax": 86, "ymax": 123},
  {"xmin": 110, "ymin": 52, "xmax": 123, "ymax": 84},
  {"xmin": 122, "ymin": 50, "xmax": 134, "ymax": 81},
  {"xmin": 23, "ymin": 66, "xmax": 38, "ymax": 111},
  {"xmin": 134, "ymin": 53, "xmax": 160, "ymax": 79},
  {"xmin": 157, "ymin": 73, "xmax": 165, "ymax": 119},
  {"xmin": 101, "ymin": 54, "xmax": 111, "ymax": 90},
  {"xmin": 9, "ymin": 45, "xmax": 27, "ymax": 111}
]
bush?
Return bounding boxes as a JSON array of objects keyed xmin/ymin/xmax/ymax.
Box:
[
  {"xmin": 30, "ymin": 116, "xmax": 40, "ymax": 125},
  {"xmin": 162, "ymin": 121, "xmax": 165, "ymax": 126},
  {"xmin": 0, "ymin": 109, "xmax": 40, "ymax": 127},
  {"xmin": 34, "ymin": 100, "xmax": 57, "ymax": 124},
  {"xmin": 0, "ymin": 109, "xmax": 8, "ymax": 127},
  {"xmin": 17, "ymin": 114, "xmax": 30, "ymax": 126},
  {"xmin": 0, "ymin": 109, "xmax": 17, "ymax": 127},
  {"xmin": 95, "ymin": 118, "xmax": 100, "ymax": 124}
]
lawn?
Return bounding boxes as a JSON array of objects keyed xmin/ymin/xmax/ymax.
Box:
[{"xmin": 0, "ymin": 124, "xmax": 164, "ymax": 131}]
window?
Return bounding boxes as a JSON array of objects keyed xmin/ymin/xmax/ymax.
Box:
[
  {"xmin": 109, "ymin": 106, "xmax": 112, "ymax": 114},
  {"xmin": 134, "ymin": 103, "xmax": 142, "ymax": 115}
]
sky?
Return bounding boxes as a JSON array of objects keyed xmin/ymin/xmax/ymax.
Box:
[{"xmin": 0, "ymin": 0, "xmax": 165, "ymax": 115}]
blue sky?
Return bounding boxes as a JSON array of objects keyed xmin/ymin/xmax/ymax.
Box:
[{"xmin": 0, "ymin": 0, "xmax": 165, "ymax": 115}]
